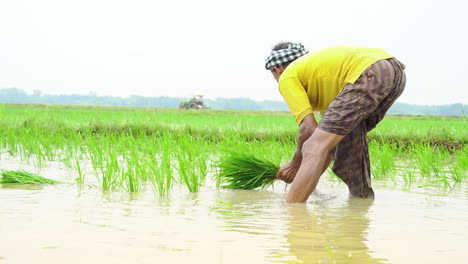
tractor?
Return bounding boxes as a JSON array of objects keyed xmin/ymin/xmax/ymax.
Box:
[{"xmin": 179, "ymin": 95, "xmax": 209, "ymax": 109}]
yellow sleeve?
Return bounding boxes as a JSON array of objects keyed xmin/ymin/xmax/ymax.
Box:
[{"xmin": 278, "ymin": 77, "xmax": 313, "ymax": 125}]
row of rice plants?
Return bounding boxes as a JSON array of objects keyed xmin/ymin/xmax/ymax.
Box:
[
  {"xmin": 0, "ymin": 104, "xmax": 466, "ymax": 195},
  {"xmin": 0, "ymin": 118, "xmax": 293, "ymax": 195},
  {"xmin": 2, "ymin": 118, "xmax": 464, "ymax": 194},
  {"xmin": 369, "ymin": 143, "xmax": 467, "ymax": 187},
  {"xmin": 2, "ymin": 103, "xmax": 466, "ymax": 148},
  {"xmin": 1, "ymin": 103, "xmax": 297, "ymax": 136}
]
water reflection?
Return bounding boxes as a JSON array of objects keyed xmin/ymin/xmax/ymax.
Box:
[
  {"xmin": 210, "ymin": 189, "xmax": 388, "ymax": 263},
  {"xmin": 282, "ymin": 198, "xmax": 387, "ymax": 264},
  {"xmin": 0, "ymin": 183, "xmax": 46, "ymax": 191}
]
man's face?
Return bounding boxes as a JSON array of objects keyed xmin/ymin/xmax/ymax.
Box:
[
  {"xmin": 271, "ymin": 66, "xmax": 284, "ymax": 83},
  {"xmin": 271, "ymin": 70, "xmax": 280, "ymax": 82}
]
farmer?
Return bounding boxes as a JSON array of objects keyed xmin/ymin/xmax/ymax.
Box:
[{"xmin": 266, "ymin": 42, "xmax": 406, "ymax": 203}]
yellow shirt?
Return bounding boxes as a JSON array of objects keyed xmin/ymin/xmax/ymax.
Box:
[{"xmin": 278, "ymin": 46, "xmax": 393, "ymax": 124}]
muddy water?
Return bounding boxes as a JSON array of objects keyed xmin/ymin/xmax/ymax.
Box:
[{"xmin": 0, "ymin": 160, "xmax": 467, "ymax": 264}]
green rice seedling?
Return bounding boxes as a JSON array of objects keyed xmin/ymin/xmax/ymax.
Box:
[
  {"xmin": 117, "ymin": 135, "xmax": 139, "ymax": 192},
  {"xmin": 144, "ymin": 134, "xmax": 175, "ymax": 196},
  {"xmin": 0, "ymin": 169, "xmax": 61, "ymax": 184},
  {"xmin": 74, "ymin": 154, "xmax": 84, "ymax": 184},
  {"xmin": 122, "ymin": 161, "xmax": 141, "ymax": 192},
  {"xmin": 440, "ymin": 175, "xmax": 451, "ymax": 188},
  {"xmin": 87, "ymin": 137, "xmax": 106, "ymax": 177},
  {"xmin": 369, "ymin": 143, "xmax": 397, "ymax": 180},
  {"xmin": 67, "ymin": 136, "xmax": 86, "ymax": 185},
  {"xmin": 2, "ymin": 129, "xmax": 16, "ymax": 157},
  {"xmin": 177, "ymin": 151, "xmax": 201, "ymax": 192},
  {"xmin": 414, "ymin": 145, "xmax": 435, "ymax": 177},
  {"xmin": 175, "ymin": 135, "xmax": 210, "ymax": 192},
  {"xmin": 87, "ymin": 136, "xmax": 121, "ymax": 191},
  {"xmin": 215, "ymin": 150, "xmax": 279, "ymax": 190},
  {"xmin": 41, "ymin": 133, "xmax": 58, "ymax": 161},
  {"xmin": 147, "ymin": 156, "xmax": 170, "ymax": 196},
  {"xmin": 401, "ymin": 167, "xmax": 416, "ymax": 186},
  {"xmin": 449, "ymin": 166, "xmax": 462, "ymax": 183},
  {"xmin": 194, "ymin": 146, "xmax": 209, "ymax": 184},
  {"xmin": 412, "ymin": 145, "xmax": 452, "ymax": 180},
  {"xmin": 449, "ymin": 148, "xmax": 467, "ymax": 183},
  {"xmin": 34, "ymin": 145, "xmax": 46, "ymax": 169},
  {"xmin": 121, "ymin": 146, "xmax": 143, "ymax": 193},
  {"xmin": 456, "ymin": 151, "xmax": 468, "ymax": 171},
  {"xmin": 160, "ymin": 139, "xmax": 174, "ymax": 191},
  {"xmin": 453, "ymin": 147, "xmax": 468, "ymax": 178},
  {"xmin": 101, "ymin": 147, "xmax": 121, "ymax": 191},
  {"xmin": 61, "ymin": 146, "xmax": 74, "ymax": 169}
]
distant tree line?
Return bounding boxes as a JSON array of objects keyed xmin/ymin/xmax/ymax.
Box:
[{"xmin": 0, "ymin": 88, "xmax": 466, "ymax": 116}]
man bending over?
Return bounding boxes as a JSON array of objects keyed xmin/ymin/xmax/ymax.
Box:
[{"xmin": 266, "ymin": 42, "xmax": 406, "ymax": 203}]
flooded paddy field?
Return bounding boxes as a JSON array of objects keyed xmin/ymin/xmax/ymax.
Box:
[
  {"xmin": 0, "ymin": 104, "xmax": 467, "ymax": 263},
  {"xmin": 1, "ymin": 156, "xmax": 467, "ymax": 264}
]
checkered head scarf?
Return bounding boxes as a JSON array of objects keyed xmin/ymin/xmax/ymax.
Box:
[{"xmin": 265, "ymin": 43, "xmax": 309, "ymax": 70}]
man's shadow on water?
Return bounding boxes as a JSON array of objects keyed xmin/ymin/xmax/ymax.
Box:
[{"xmin": 282, "ymin": 196, "xmax": 387, "ymax": 264}]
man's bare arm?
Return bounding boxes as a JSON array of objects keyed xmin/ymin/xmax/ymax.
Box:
[
  {"xmin": 287, "ymin": 128, "xmax": 344, "ymax": 203},
  {"xmin": 276, "ymin": 114, "xmax": 317, "ymax": 183}
]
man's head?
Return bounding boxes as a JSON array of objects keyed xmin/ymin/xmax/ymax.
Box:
[{"xmin": 265, "ymin": 42, "xmax": 308, "ymax": 82}]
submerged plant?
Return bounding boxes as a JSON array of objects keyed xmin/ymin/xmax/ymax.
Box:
[
  {"xmin": 0, "ymin": 169, "xmax": 61, "ymax": 184},
  {"xmin": 215, "ymin": 150, "xmax": 279, "ymax": 190}
]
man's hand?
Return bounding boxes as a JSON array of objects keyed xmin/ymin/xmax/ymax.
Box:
[{"xmin": 276, "ymin": 161, "xmax": 300, "ymax": 183}]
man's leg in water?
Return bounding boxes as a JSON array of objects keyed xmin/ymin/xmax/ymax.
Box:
[{"xmin": 331, "ymin": 122, "xmax": 374, "ymax": 198}]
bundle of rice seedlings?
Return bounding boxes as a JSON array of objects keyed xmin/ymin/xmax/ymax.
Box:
[
  {"xmin": 215, "ymin": 151, "xmax": 280, "ymax": 190},
  {"xmin": 0, "ymin": 169, "xmax": 61, "ymax": 184}
]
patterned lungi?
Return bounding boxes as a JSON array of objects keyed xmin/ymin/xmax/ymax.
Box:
[{"xmin": 318, "ymin": 58, "xmax": 406, "ymax": 198}]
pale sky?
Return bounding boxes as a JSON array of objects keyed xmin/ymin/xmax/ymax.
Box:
[{"xmin": 0, "ymin": 0, "xmax": 467, "ymax": 105}]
